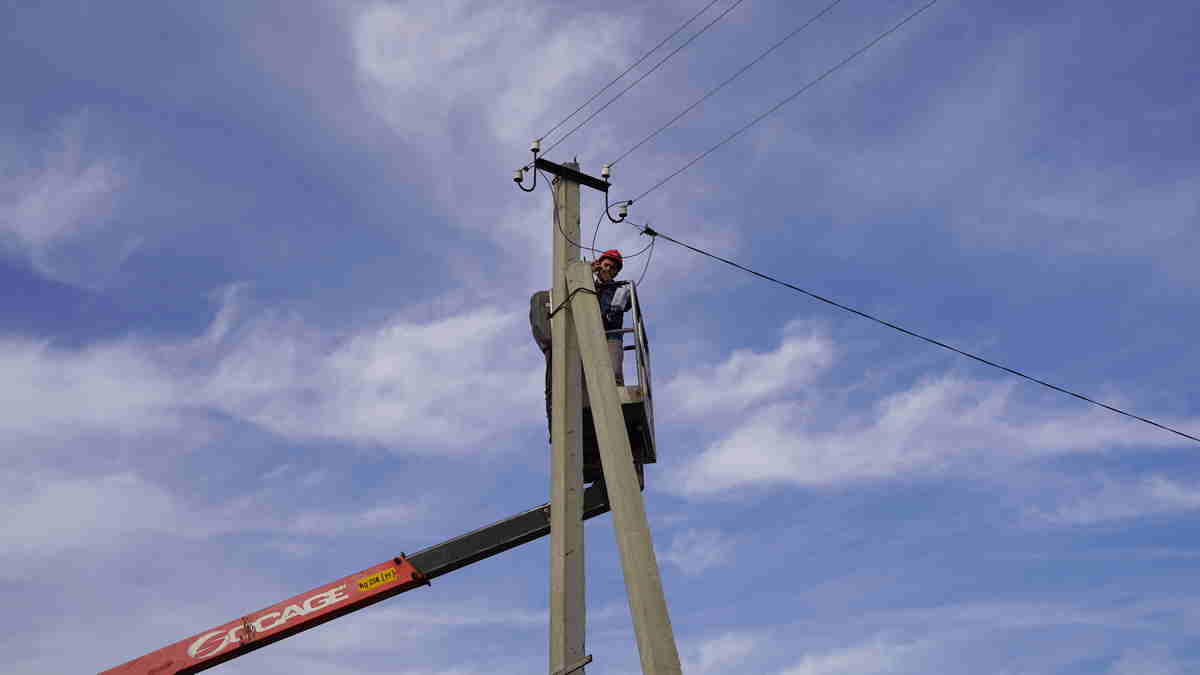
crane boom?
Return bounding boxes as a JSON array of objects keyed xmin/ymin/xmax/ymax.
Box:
[{"xmin": 100, "ymin": 483, "xmax": 612, "ymax": 674}]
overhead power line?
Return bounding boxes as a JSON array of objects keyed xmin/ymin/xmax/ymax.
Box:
[
  {"xmin": 542, "ymin": 169, "xmax": 652, "ymax": 258},
  {"xmin": 609, "ymin": 0, "xmax": 848, "ymax": 167},
  {"xmin": 541, "ymin": 0, "xmax": 748, "ymax": 158},
  {"xmin": 538, "ymin": 0, "xmax": 726, "ymax": 144},
  {"xmin": 629, "ymin": 0, "xmax": 939, "ymax": 205},
  {"xmin": 636, "ymin": 237, "xmax": 657, "ymax": 285},
  {"xmin": 627, "ymin": 221, "xmax": 1200, "ymax": 445},
  {"xmin": 542, "ymin": 169, "xmax": 600, "ymax": 254}
]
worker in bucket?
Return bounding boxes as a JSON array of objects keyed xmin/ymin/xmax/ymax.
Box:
[
  {"xmin": 591, "ymin": 249, "xmax": 631, "ymax": 386},
  {"xmin": 529, "ymin": 249, "xmax": 631, "ymax": 433}
]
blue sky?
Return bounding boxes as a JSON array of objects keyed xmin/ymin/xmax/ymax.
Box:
[{"xmin": 3, "ymin": 1, "xmax": 1199, "ymax": 673}]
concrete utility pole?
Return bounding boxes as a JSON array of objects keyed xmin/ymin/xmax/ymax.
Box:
[
  {"xmin": 549, "ymin": 166, "xmax": 587, "ymax": 675},
  {"xmin": 566, "ymin": 262, "xmax": 683, "ymax": 675},
  {"xmin": 540, "ymin": 156, "xmax": 681, "ymax": 675}
]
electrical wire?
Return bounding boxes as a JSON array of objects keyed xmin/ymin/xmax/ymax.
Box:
[
  {"xmin": 629, "ymin": 0, "xmax": 940, "ymax": 205},
  {"xmin": 629, "ymin": 222, "xmax": 1200, "ymax": 445},
  {"xmin": 604, "ymin": 190, "xmax": 630, "ymax": 224},
  {"xmin": 544, "ymin": 170, "xmax": 649, "ymax": 262},
  {"xmin": 636, "ymin": 237, "xmax": 656, "ymax": 285},
  {"xmin": 590, "ymin": 207, "xmax": 605, "ymax": 253},
  {"xmin": 544, "ymin": 169, "xmax": 649, "ymax": 262},
  {"xmin": 549, "ymin": 287, "xmax": 598, "ymax": 319},
  {"xmin": 620, "ymin": 237, "xmax": 656, "ymax": 259},
  {"xmin": 538, "ymin": 0, "xmax": 726, "ymax": 144},
  {"xmin": 515, "ymin": 164, "xmax": 538, "ymax": 192},
  {"xmin": 541, "ymin": 0, "xmax": 748, "ymax": 158},
  {"xmin": 609, "ymin": 0, "xmax": 847, "ymax": 167},
  {"xmin": 543, "ymin": 170, "xmax": 602, "ymax": 254}
]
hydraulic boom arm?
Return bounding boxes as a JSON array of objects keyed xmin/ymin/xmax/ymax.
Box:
[{"xmin": 101, "ymin": 484, "xmax": 611, "ymax": 675}]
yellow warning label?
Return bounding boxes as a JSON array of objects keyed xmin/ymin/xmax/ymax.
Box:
[{"xmin": 357, "ymin": 566, "xmax": 398, "ymax": 592}]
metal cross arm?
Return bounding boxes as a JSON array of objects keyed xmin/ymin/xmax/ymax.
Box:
[{"xmin": 535, "ymin": 157, "xmax": 610, "ymax": 193}]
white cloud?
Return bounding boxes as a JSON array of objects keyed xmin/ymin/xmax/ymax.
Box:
[
  {"xmin": 347, "ymin": 0, "xmax": 641, "ymax": 290},
  {"xmin": 202, "ymin": 303, "xmax": 541, "ymax": 448},
  {"xmin": 1001, "ymin": 173, "xmax": 1199, "ymax": 258},
  {"xmin": 0, "ymin": 336, "xmax": 175, "ymax": 435},
  {"xmin": 674, "ymin": 600, "xmax": 1184, "ymax": 675},
  {"xmin": 0, "ymin": 292, "xmax": 542, "ymax": 452},
  {"xmin": 778, "ymin": 638, "xmax": 920, "ymax": 675},
  {"xmin": 351, "ymin": 1, "xmax": 631, "ymax": 143},
  {"xmin": 751, "ymin": 21, "xmax": 1200, "ymax": 279},
  {"xmin": 0, "ymin": 473, "xmax": 176, "ymax": 560},
  {"xmin": 684, "ymin": 631, "xmax": 764, "ymax": 674},
  {"xmin": 663, "ymin": 321, "xmax": 833, "ymax": 418},
  {"xmin": 660, "ymin": 528, "xmax": 733, "ymax": 576},
  {"xmin": 0, "ymin": 112, "xmax": 133, "ymax": 285},
  {"xmin": 857, "ymin": 599, "xmax": 1151, "ymax": 636},
  {"xmin": 668, "ymin": 337, "xmax": 1188, "ymax": 495},
  {"xmin": 1107, "ymin": 646, "xmax": 1187, "ymax": 675},
  {"xmin": 226, "ymin": 660, "xmax": 477, "ymax": 675},
  {"xmin": 0, "ymin": 468, "xmax": 429, "ymax": 580},
  {"xmin": 344, "ymin": 1, "xmax": 746, "ymax": 310},
  {"xmin": 283, "ymin": 602, "xmax": 546, "ymax": 654},
  {"xmin": 285, "ymin": 503, "xmax": 424, "ymax": 536},
  {"xmin": 1031, "ymin": 475, "xmax": 1200, "ymax": 526},
  {"xmin": 0, "ymin": 293, "xmax": 547, "ymax": 573}
]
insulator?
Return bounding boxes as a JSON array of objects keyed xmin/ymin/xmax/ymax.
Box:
[
  {"xmin": 530, "ymin": 139, "xmax": 541, "ymax": 154},
  {"xmin": 618, "ymin": 202, "xmax": 629, "ymax": 218},
  {"xmin": 513, "ymin": 169, "xmax": 524, "ymax": 183},
  {"xmin": 601, "ymin": 164, "xmax": 611, "ymax": 180}
]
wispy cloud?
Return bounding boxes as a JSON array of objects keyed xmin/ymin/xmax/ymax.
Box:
[
  {"xmin": 778, "ymin": 637, "xmax": 921, "ymax": 675},
  {"xmin": 0, "ymin": 112, "xmax": 133, "ymax": 285},
  {"xmin": 662, "ymin": 320, "xmax": 834, "ymax": 418},
  {"xmin": 0, "ymin": 473, "xmax": 175, "ymax": 560},
  {"xmin": 1106, "ymin": 646, "xmax": 1187, "ymax": 675},
  {"xmin": 351, "ymin": 1, "xmax": 633, "ymax": 144},
  {"xmin": 1029, "ymin": 474, "xmax": 1200, "ymax": 526},
  {"xmin": 201, "ymin": 298, "xmax": 542, "ymax": 448},
  {"xmin": 666, "ymin": 325, "xmax": 1190, "ymax": 497},
  {"xmin": 754, "ymin": 18, "xmax": 1200, "ymax": 279},
  {"xmin": 660, "ymin": 528, "xmax": 735, "ymax": 576},
  {"xmin": 0, "ymin": 469, "xmax": 428, "ymax": 580},
  {"xmin": 286, "ymin": 602, "xmax": 546, "ymax": 655},
  {"xmin": 0, "ymin": 288, "xmax": 542, "ymax": 453},
  {"xmin": 0, "ymin": 336, "xmax": 183, "ymax": 442},
  {"xmin": 685, "ymin": 631, "xmax": 765, "ymax": 674},
  {"xmin": 8, "ymin": 4, "xmax": 1200, "ymax": 674}
]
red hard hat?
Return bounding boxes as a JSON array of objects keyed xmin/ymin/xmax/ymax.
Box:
[{"xmin": 599, "ymin": 249, "xmax": 623, "ymax": 269}]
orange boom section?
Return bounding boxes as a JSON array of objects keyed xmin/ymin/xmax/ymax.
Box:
[{"xmin": 101, "ymin": 555, "xmax": 428, "ymax": 675}]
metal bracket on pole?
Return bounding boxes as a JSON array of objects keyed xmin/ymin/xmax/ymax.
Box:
[
  {"xmin": 535, "ymin": 158, "xmax": 610, "ymax": 193},
  {"xmin": 551, "ymin": 654, "xmax": 594, "ymax": 675}
]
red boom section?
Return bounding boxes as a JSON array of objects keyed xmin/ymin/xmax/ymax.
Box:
[{"xmin": 100, "ymin": 555, "xmax": 428, "ymax": 675}]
